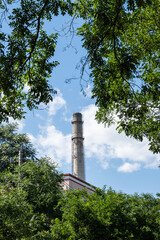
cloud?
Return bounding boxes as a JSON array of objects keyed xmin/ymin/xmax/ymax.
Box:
[
  {"xmin": 47, "ymin": 90, "xmax": 66, "ymax": 116},
  {"xmin": 28, "ymin": 100, "xmax": 159, "ymax": 174},
  {"xmin": 8, "ymin": 117, "xmax": 25, "ymax": 132},
  {"xmin": 82, "ymin": 104, "xmax": 159, "ymax": 172},
  {"xmin": 117, "ymin": 163, "xmax": 141, "ymax": 173},
  {"xmin": 28, "ymin": 125, "xmax": 71, "ymax": 167},
  {"xmin": 38, "ymin": 90, "xmax": 66, "ymax": 117},
  {"xmin": 28, "ymin": 90, "xmax": 71, "ymax": 167}
]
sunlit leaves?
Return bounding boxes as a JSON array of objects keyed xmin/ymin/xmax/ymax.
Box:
[
  {"xmin": 76, "ymin": 0, "xmax": 160, "ymax": 153},
  {"xmin": 51, "ymin": 188, "xmax": 160, "ymax": 239},
  {"xmin": 0, "ymin": 0, "xmax": 73, "ymax": 122},
  {"xmin": 0, "ymin": 157, "xmax": 63, "ymax": 239}
]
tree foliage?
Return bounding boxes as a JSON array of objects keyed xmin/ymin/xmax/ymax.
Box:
[
  {"xmin": 0, "ymin": 0, "xmax": 73, "ymax": 122},
  {"xmin": 0, "ymin": 124, "xmax": 159, "ymax": 239},
  {"xmin": 0, "ymin": 124, "xmax": 63, "ymax": 239},
  {"xmin": 0, "ymin": 123, "xmax": 36, "ymax": 172},
  {"xmin": 0, "ymin": 158, "xmax": 63, "ymax": 239},
  {"xmin": 0, "ymin": 0, "xmax": 159, "ymax": 153},
  {"xmin": 50, "ymin": 188, "xmax": 160, "ymax": 240},
  {"xmin": 1, "ymin": 169, "xmax": 160, "ymax": 239},
  {"xmin": 76, "ymin": 0, "xmax": 160, "ymax": 153},
  {"xmin": 0, "ymin": 188, "xmax": 39, "ymax": 239}
]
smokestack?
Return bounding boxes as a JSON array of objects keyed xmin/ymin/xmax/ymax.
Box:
[{"xmin": 72, "ymin": 113, "xmax": 85, "ymax": 181}]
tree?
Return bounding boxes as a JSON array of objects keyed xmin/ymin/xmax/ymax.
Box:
[
  {"xmin": 0, "ymin": 187, "xmax": 40, "ymax": 240},
  {"xmin": 0, "ymin": 0, "xmax": 73, "ymax": 122},
  {"xmin": 0, "ymin": 123, "xmax": 36, "ymax": 172},
  {"xmin": 0, "ymin": 158, "xmax": 63, "ymax": 239},
  {"xmin": 76, "ymin": 0, "xmax": 160, "ymax": 153},
  {"xmin": 0, "ymin": 0, "xmax": 159, "ymax": 153},
  {"xmin": 50, "ymin": 188, "xmax": 160, "ymax": 240},
  {"xmin": 0, "ymin": 123, "xmax": 63, "ymax": 239}
]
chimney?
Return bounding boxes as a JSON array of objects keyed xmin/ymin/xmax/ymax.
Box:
[{"xmin": 72, "ymin": 113, "xmax": 85, "ymax": 181}]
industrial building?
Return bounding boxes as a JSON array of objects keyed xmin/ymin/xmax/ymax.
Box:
[{"xmin": 62, "ymin": 113, "xmax": 95, "ymax": 193}]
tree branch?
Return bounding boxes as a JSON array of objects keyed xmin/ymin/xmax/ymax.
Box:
[{"xmin": 19, "ymin": 0, "xmax": 50, "ymax": 72}]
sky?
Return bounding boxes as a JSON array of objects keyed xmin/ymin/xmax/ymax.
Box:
[{"xmin": 2, "ymin": 9, "xmax": 159, "ymax": 196}]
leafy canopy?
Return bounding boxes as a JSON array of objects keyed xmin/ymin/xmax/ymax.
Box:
[
  {"xmin": 0, "ymin": 0, "xmax": 73, "ymax": 122},
  {"xmin": 0, "ymin": 158, "xmax": 63, "ymax": 239},
  {"xmin": 0, "ymin": 123, "xmax": 159, "ymax": 239},
  {"xmin": 76, "ymin": 0, "xmax": 160, "ymax": 153},
  {"xmin": 50, "ymin": 188, "xmax": 160, "ymax": 240},
  {"xmin": 0, "ymin": 0, "xmax": 159, "ymax": 153},
  {"xmin": 0, "ymin": 123, "xmax": 63, "ymax": 239},
  {"xmin": 0, "ymin": 123, "xmax": 36, "ymax": 172}
]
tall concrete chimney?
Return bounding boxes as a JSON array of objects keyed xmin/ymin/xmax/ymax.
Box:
[{"xmin": 72, "ymin": 113, "xmax": 85, "ymax": 181}]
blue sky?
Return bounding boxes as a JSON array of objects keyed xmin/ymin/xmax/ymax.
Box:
[{"xmin": 3, "ymin": 11, "xmax": 159, "ymax": 196}]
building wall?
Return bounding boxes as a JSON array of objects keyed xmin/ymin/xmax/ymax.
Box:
[{"xmin": 62, "ymin": 174, "xmax": 95, "ymax": 194}]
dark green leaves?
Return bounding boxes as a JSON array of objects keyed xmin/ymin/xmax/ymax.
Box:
[
  {"xmin": 0, "ymin": 123, "xmax": 36, "ymax": 172},
  {"xmin": 0, "ymin": 0, "xmax": 159, "ymax": 153},
  {"xmin": 76, "ymin": 0, "xmax": 160, "ymax": 153},
  {"xmin": 0, "ymin": 0, "xmax": 73, "ymax": 122},
  {"xmin": 50, "ymin": 188, "xmax": 160, "ymax": 240},
  {"xmin": 0, "ymin": 158, "xmax": 63, "ymax": 239}
]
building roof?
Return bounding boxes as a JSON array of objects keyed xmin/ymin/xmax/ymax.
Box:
[{"xmin": 62, "ymin": 173, "xmax": 95, "ymax": 193}]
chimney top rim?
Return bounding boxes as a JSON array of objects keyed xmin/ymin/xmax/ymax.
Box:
[{"xmin": 73, "ymin": 112, "xmax": 82, "ymax": 116}]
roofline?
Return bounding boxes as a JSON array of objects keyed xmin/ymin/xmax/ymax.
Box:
[{"xmin": 63, "ymin": 173, "xmax": 95, "ymax": 190}]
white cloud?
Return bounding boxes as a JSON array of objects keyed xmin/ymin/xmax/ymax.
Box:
[
  {"xmin": 117, "ymin": 162, "xmax": 141, "ymax": 173},
  {"xmin": 28, "ymin": 125, "xmax": 71, "ymax": 167},
  {"xmin": 27, "ymin": 89, "xmax": 70, "ymax": 167},
  {"xmin": 28, "ymin": 102, "xmax": 159, "ymax": 174},
  {"xmin": 8, "ymin": 117, "xmax": 25, "ymax": 132},
  {"xmin": 37, "ymin": 89, "xmax": 66, "ymax": 117},
  {"xmin": 47, "ymin": 90, "xmax": 66, "ymax": 116},
  {"xmin": 82, "ymin": 104, "xmax": 159, "ymax": 172}
]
